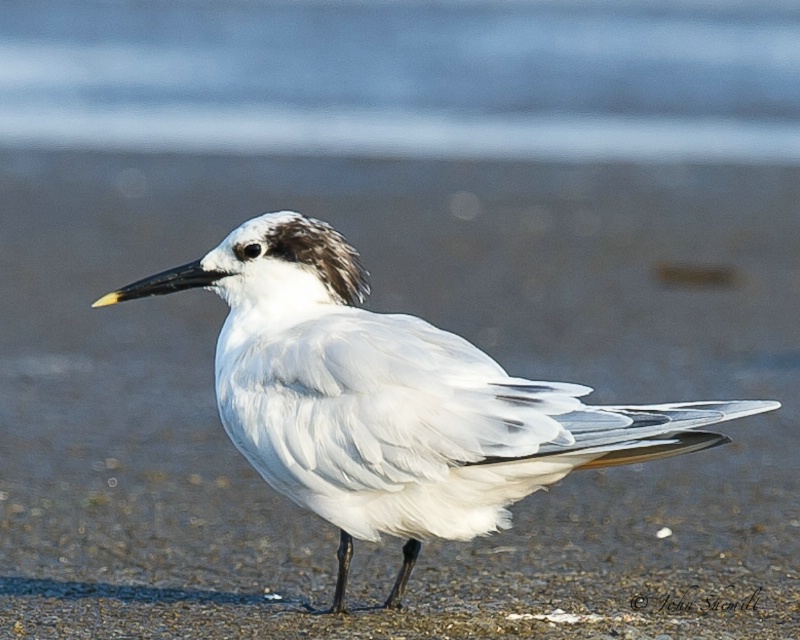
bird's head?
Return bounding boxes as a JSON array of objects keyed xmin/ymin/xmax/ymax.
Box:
[{"xmin": 92, "ymin": 211, "xmax": 370, "ymax": 310}]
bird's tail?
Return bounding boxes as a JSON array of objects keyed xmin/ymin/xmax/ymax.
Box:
[{"xmin": 561, "ymin": 399, "xmax": 780, "ymax": 470}]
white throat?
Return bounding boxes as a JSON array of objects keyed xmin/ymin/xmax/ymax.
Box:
[{"xmin": 214, "ymin": 259, "xmax": 340, "ymax": 357}]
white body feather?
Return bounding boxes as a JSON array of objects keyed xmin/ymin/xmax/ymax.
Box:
[
  {"xmin": 215, "ymin": 304, "xmax": 592, "ymax": 541},
  {"xmin": 194, "ymin": 212, "xmax": 779, "ymax": 542}
]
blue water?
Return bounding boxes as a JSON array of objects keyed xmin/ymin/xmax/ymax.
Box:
[{"xmin": 2, "ymin": 0, "xmax": 800, "ymax": 161}]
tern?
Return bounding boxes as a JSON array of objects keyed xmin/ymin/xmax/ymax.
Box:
[{"xmin": 93, "ymin": 211, "xmax": 779, "ymax": 613}]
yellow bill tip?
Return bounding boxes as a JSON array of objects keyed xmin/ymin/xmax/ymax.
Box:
[{"xmin": 91, "ymin": 291, "xmax": 121, "ymax": 308}]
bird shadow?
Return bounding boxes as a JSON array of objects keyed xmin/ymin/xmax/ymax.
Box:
[{"xmin": 0, "ymin": 576, "xmax": 289, "ymax": 606}]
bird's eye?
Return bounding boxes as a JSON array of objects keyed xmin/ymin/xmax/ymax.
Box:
[{"xmin": 242, "ymin": 243, "xmax": 263, "ymax": 260}]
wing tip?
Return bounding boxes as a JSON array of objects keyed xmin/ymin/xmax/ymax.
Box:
[{"xmin": 679, "ymin": 399, "xmax": 781, "ymax": 420}]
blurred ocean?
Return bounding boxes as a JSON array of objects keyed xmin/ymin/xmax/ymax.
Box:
[{"xmin": 2, "ymin": 0, "xmax": 800, "ymax": 162}]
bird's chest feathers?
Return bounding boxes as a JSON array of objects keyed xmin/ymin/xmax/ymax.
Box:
[
  {"xmin": 214, "ymin": 341, "xmax": 302, "ymax": 485},
  {"xmin": 214, "ymin": 308, "xmax": 340, "ymax": 455}
]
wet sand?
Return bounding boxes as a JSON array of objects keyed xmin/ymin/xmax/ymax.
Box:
[{"xmin": 0, "ymin": 150, "xmax": 798, "ymax": 638}]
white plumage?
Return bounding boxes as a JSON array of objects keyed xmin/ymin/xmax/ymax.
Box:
[{"xmin": 94, "ymin": 210, "xmax": 780, "ymax": 612}]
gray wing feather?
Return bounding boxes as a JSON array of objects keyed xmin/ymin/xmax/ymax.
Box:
[{"xmin": 535, "ymin": 400, "xmax": 779, "ymax": 457}]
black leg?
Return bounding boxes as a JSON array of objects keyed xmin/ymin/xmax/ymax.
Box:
[
  {"xmin": 384, "ymin": 538, "xmax": 422, "ymax": 610},
  {"xmin": 330, "ymin": 529, "xmax": 353, "ymax": 614}
]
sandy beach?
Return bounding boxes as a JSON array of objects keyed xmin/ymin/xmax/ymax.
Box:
[{"xmin": 0, "ymin": 149, "xmax": 797, "ymax": 638}]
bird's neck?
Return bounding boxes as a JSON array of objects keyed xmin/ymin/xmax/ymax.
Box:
[
  {"xmin": 214, "ymin": 262, "xmax": 347, "ymax": 379},
  {"xmin": 219, "ymin": 298, "xmax": 336, "ymax": 354},
  {"xmin": 218, "ymin": 261, "xmax": 341, "ymax": 339}
]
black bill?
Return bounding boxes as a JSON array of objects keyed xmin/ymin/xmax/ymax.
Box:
[{"xmin": 92, "ymin": 259, "xmax": 226, "ymax": 307}]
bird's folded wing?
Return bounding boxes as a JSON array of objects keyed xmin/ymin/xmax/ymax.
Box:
[{"xmin": 233, "ymin": 310, "xmax": 590, "ymax": 492}]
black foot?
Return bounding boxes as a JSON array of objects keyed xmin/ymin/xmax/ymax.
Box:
[
  {"xmin": 383, "ymin": 538, "xmax": 422, "ymax": 610},
  {"xmin": 302, "ymin": 602, "xmax": 349, "ymax": 616},
  {"xmin": 328, "ymin": 604, "xmax": 350, "ymax": 615}
]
